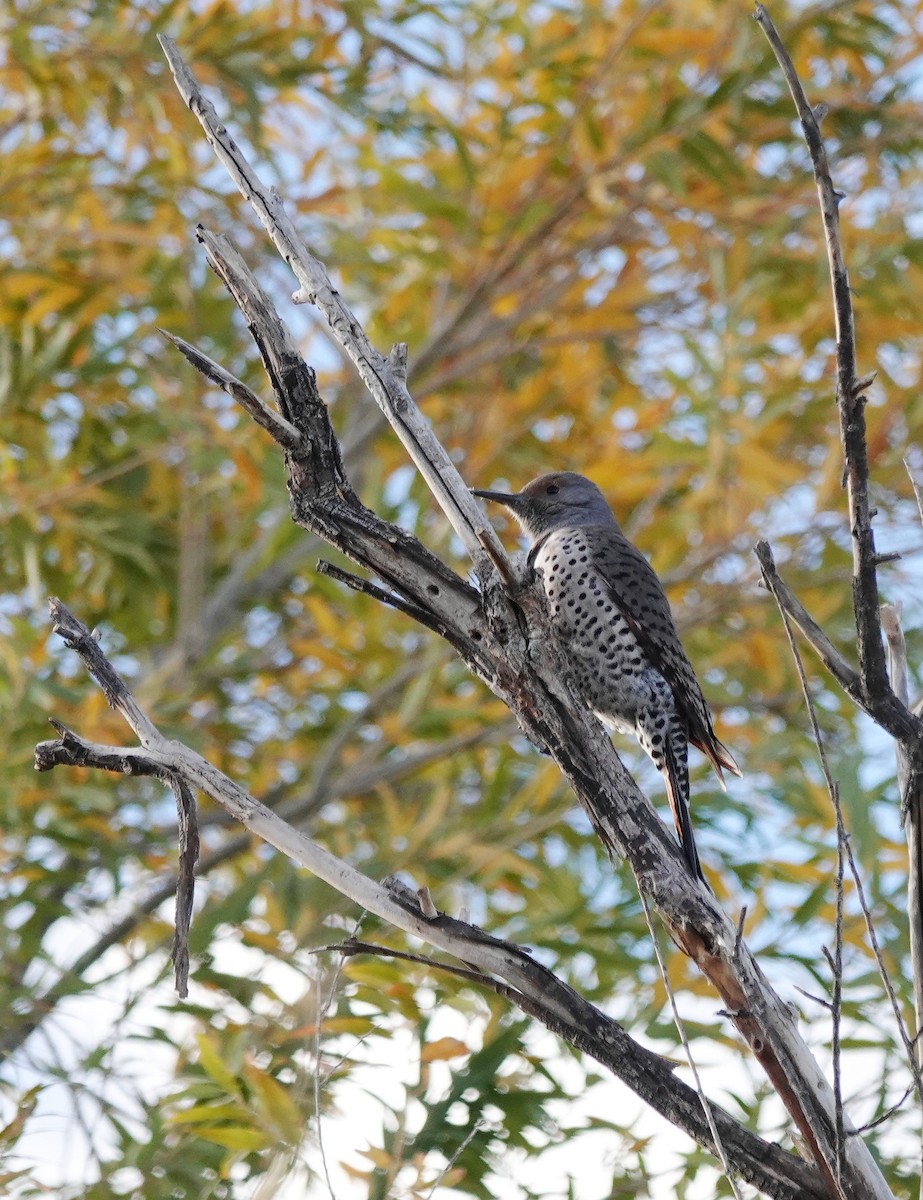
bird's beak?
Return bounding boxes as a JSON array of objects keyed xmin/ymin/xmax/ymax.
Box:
[{"xmin": 471, "ymin": 487, "xmax": 525, "ymax": 512}]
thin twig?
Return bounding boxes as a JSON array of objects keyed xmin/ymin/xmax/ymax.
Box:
[
  {"xmin": 755, "ymin": 4, "xmax": 889, "ymax": 704},
  {"xmin": 316, "ymin": 560, "xmax": 444, "ymax": 633},
  {"xmin": 851, "ymin": 1080, "xmax": 917, "ymax": 1135},
  {"xmin": 793, "ymin": 986, "xmax": 833, "ymax": 1012},
  {"xmin": 760, "ymin": 557, "xmax": 923, "ymax": 1113},
  {"xmin": 760, "ymin": 567, "xmax": 852, "ymax": 1198},
  {"xmin": 753, "ymin": 543, "xmax": 862, "ymax": 698},
  {"xmin": 318, "ymin": 1026, "xmax": 379, "ymax": 1087},
  {"xmin": 425, "ymin": 1119, "xmax": 485, "ymax": 1199},
  {"xmin": 881, "ymin": 603, "xmax": 923, "ymax": 1134},
  {"xmin": 844, "ymin": 844, "xmax": 923, "ymax": 1103},
  {"xmin": 312, "ymin": 916, "xmax": 365, "ymax": 1199},
  {"xmin": 324, "ymin": 938, "xmax": 495, "ymax": 990},
  {"xmin": 160, "ymin": 330, "xmax": 305, "ymax": 450},
  {"xmin": 169, "ymin": 775, "xmax": 199, "ymax": 999},
  {"xmin": 638, "ymin": 890, "xmax": 744, "ymax": 1200},
  {"xmin": 755, "ymin": 540, "xmax": 921, "ymax": 753},
  {"xmin": 314, "ymin": 960, "xmax": 337, "ymax": 1200},
  {"xmin": 822, "ymin": 939, "xmax": 844, "ymax": 1192},
  {"xmin": 905, "ymin": 456, "xmax": 923, "ymax": 529},
  {"xmin": 833, "ymin": 833, "xmax": 845, "ymax": 1189}
]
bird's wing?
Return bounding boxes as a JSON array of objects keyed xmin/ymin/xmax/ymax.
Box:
[{"xmin": 583, "ymin": 526, "xmax": 740, "ymax": 781}]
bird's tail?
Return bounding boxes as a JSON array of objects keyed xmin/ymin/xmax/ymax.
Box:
[
  {"xmin": 662, "ymin": 742, "xmax": 706, "ymax": 885},
  {"xmin": 692, "ymin": 731, "xmax": 741, "ymax": 791}
]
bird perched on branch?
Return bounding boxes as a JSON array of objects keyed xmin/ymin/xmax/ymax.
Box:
[{"xmin": 472, "ymin": 471, "xmax": 738, "ymax": 882}]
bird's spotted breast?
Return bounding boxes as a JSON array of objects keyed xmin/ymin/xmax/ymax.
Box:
[{"xmin": 534, "ymin": 528, "xmax": 658, "ymax": 728}]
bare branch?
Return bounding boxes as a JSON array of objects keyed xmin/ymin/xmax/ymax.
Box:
[
  {"xmin": 326, "ymin": 936, "xmax": 827, "ymax": 1200},
  {"xmin": 157, "ymin": 34, "xmax": 514, "ymax": 591},
  {"xmin": 753, "ymin": 7, "xmax": 923, "ymax": 1148},
  {"xmin": 313, "ymin": 926, "xmax": 357, "ymax": 1200},
  {"xmin": 753, "ymin": 542, "xmax": 920, "ymax": 751},
  {"xmin": 881, "ymin": 605, "xmax": 916, "ymax": 816},
  {"xmin": 853, "ymin": 1081, "xmax": 919, "ymax": 1135},
  {"xmin": 7, "ymin": 715, "xmax": 502, "ymax": 1063},
  {"xmin": 759, "ymin": 563, "xmax": 923, "ymax": 1113},
  {"xmin": 48, "ymin": 602, "xmax": 159, "ymax": 745},
  {"xmin": 181, "ymin": 226, "xmax": 490, "ymax": 666},
  {"xmin": 638, "ymin": 890, "xmax": 744, "ymax": 1200},
  {"xmin": 905, "ymin": 456, "xmax": 923, "ymax": 530},
  {"xmin": 753, "ymin": 5, "xmax": 904, "ymax": 715},
  {"xmin": 40, "ymin": 30, "xmax": 903, "ymax": 1197},
  {"xmin": 316, "ymin": 559, "xmax": 447, "ymax": 637},
  {"xmin": 33, "ymin": 636, "xmax": 829, "ymax": 1197},
  {"xmin": 754, "ymin": 542, "xmax": 862, "ymax": 696},
  {"xmin": 159, "ymin": 329, "xmax": 304, "ymax": 451},
  {"xmin": 425, "ymin": 1120, "xmax": 485, "ymax": 1199},
  {"xmin": 169, "ymin": 775, "xmax": 198, "ymax": 999},
  {"xmin": 882, "ymin": 604, "xmax": 923, "ymax": 1070}
]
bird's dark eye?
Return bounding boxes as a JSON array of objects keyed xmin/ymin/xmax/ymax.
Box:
[{"xmin": 546, "ymin": 484, "xmax": 559, "ymax": 495}]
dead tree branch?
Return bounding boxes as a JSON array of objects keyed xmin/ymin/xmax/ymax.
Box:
[
  {"xmin": 4, "ymin": 715, "xmax": 502, "ymax": 1064},
  {"xmin": 753, "ymin": 543, "xmax": 919, "ymax": 747},
  {"xmin": 159, "ymin": 329, "xmax": 305, "ymax": 451},
  {"xmin": 754, "ymin": 5, "xmax": 923, "ymax": 762},
  {"xmin": 759, "ymin": 559, "xmax": 923, "ymax": 1114},
  {"xmin": 754, "ymin": 6, "xmax": 884, "ymax": 699},
  {"xmin": 882, "ymin": 603, "xmax": 923, "ymax": 1072},
  {"xmin": 34, "ymin": 601, "xmax": 825, "ymax": 1200},
  {"xmin": 157, "ymin": 33, "xmax": 514, "ymax": 592}
]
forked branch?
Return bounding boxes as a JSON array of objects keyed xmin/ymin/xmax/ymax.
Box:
[
  {"xmin": 157, "ymin": 33, "xmax": 514, "ymax": 592},
  {"xmin": 754, "ymin": 5, "xmax": 922, "ymax": 753},
  {"xmin": 34, "ymin": 602, "xmax": 825, "ymax": 1200}
]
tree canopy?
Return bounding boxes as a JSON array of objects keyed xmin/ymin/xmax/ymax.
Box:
[{"xmin": 2, "ymin": 2, "xmax": 923, "ymax": 1197}]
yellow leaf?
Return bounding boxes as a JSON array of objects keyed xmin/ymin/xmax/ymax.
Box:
[
  {"xmin": 195, "ymin": 1126, "xmax": 270, "ymax": 1152},
  {"xmin": 317, "ymin": 1016, "xmax": 375, "ymax": 1037},
  {"xmin": 242, "ymin": 1062, "xmax": 304, "ymax": 1144},
  {"xmin": 342, "ymin": 959, "xmax": 401, "ymax": 987},
  {"xmin": 170, "ymin": 1103, "xmax": 246, "ymax": 1126},
  {"xmin": 421, "ymin": 1037, "xmax": 469, "ymax": 1063},
  {"xmin": 357, "ymin": 1145, "xmax": 394, "ymax": 1169},
  {"xmin": 195, "ymin": 1034, "xmax": 240, "ymax": 1097},
  {"xmin": 305, "ymin": 594, "xmax": 345, "ymax": 641}
]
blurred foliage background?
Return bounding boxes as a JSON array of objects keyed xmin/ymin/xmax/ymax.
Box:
[{"xmin": 2, "ymin": 0, "xmax": 922, "ymax": 1196}]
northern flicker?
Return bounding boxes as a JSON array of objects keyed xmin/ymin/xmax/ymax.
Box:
[{"xmin": 473, "ymin": 471, "xmax": 739, "ymax": 882}]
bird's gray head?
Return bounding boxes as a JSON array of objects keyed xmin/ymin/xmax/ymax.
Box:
[{"xmin": 472, "ymin": 471, "xmax": 617, "ymax": 540}]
